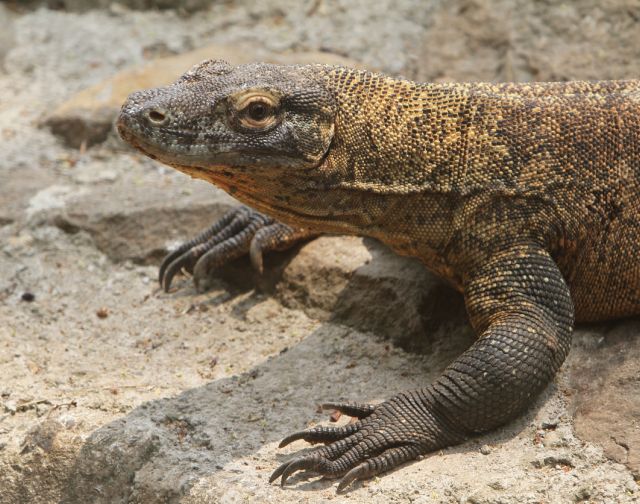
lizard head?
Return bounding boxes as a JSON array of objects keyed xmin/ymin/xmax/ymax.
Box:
[{"xmin": 117, "ymin": 60, "xmax": 336, "ymax": 192}]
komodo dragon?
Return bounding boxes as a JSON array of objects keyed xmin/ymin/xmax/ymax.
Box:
[{"xmin": 117, "ymin": 60, "xmax": 640, "ymax": 492}]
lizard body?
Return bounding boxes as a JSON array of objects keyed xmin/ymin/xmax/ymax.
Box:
[{"xmin": 117, "ymin": 61, "xmax": 640, "ymax": 491}]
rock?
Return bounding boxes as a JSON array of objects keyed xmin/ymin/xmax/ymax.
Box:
[
  {"xmin": 43, "ymin": 44, "xmax": 365, "ymax": 148},
  {"xmin": 4, "ymin": 400, "xmax": 16, "ymax": 415},
  {"xmin": 574, "ymin": 485, "xmax": 592, "ymax": 501},
  {"xmin": 542, "ymin": 431, "xmax": 567, "ymax": 448},
  {"xmin": 45, "ymin": 168, "xmax": 236, "ymax": 264},
  {"xmin": 72, "ymin": 165, "xmax": 119, "ymax": 184},
  {"xmin": 18, "ymin": 0, "xmax": 214, "ymax": 12},
  {"xmin": 27, "ymin": 185, "xmax": 83, "ymax": 218},
  {"xmin": 568, "ymin": 320, "xmax": 640, "ymax": 478},
  {"xmin": 480, "ymin": 444, "xmax": 492, "ymax": 455},
  {"xmin": 45, "ymin": 107, "xmax": 114, "ymax": 149},
  {"xmin": 277, "ymin": 236, "xmax": 471, "ymax": 352},
  {"xmin": 487, "ymin": 480, "xmax": 506, "ymax": 490},
  {"xmin": 416, "ymin": 1, "xmax": 640, "ymax": 84},
  {"xmin": 531, "ymin": 454, "xmax": 574, "ymax": 469},
  {"xmin": 21, "ymin": 419, "xmax": 66, "ymax": 454},
  {"xmin": 0, "ymin": 4, "xmax": 16, "ymax": 72},
  {"xmin": 0, "ymin": 165, "xmax": 56, "ymax": 225}
]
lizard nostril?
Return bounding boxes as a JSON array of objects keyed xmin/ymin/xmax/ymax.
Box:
[{"xmin": 146, "ymin": 109, "xmax": 168, "ymax": 125}]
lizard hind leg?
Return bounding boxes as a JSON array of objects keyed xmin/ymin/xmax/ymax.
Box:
[
  {"xmin": 270, "ymin": 243, "xmax": 575, "ymax": 492},
  {"xmin": 158, "ymin": 206, "xmax": 312, "ymax": 292}
]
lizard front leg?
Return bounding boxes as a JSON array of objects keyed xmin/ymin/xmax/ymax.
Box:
[
  {"xmin": 270, "ymin": 243, "xmax": 574, "ymax": 491},
  {"xmin": 159, "ymin": 205, "xmax": 316, "ymax": 291}
]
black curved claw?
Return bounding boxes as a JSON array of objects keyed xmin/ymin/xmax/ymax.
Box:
[
  {"xmin": 336, "ymin": 464, "xmax": 364, "ymax": 493},
  {"xmin": 161, "ymin": 247, "xmax": 195, "ymax": 292},
  {"xmin": 191, "ymin": 213, "xmax": 272, "ymax": 290},
  {"xmin": 268, "ymin": 460, "xmax": 288, "ymax": 484},
  {"xmin": 278, "ymin": 457, "xmax": 326, "ymax": 486},
  {"xmin": 159, "ymin": 247, "xmax": 189, "ymax": 286},
  {"xmin": 157, "ymin": 206, "xmax": 316, "ymax": 292}
]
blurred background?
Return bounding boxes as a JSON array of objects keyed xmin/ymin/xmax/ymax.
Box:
[{"xmin": 0, "ymin": 1, "xmax": 639, "ymax": 503}]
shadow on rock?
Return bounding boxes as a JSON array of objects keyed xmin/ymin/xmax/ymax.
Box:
[
  {"xmin": 568, "ymin": 318, "xmax": 640, "ymax": 478},
  {"xmin": 61, "ymin": 240, "xmax": 476, "ymax": 503},
  {"xmin": 60, "ymin": 323, "xmax": 457, "ymax": 502}
]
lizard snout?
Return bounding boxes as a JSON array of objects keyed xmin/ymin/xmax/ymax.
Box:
[
  {"xmin": 118, "ymin": 89, "xmax": 170, "ymax": 129},
  {"xmin": 117, "ymin": 89, "xmax": 175, "ymax": 146}
]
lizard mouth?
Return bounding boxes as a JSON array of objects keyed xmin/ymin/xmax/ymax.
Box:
[
  {"xmin": 117, "ymin": 103, "xmax": 204, "ymax": 164},
  {"xmin": 117, "ymin": 114, "xmax": 159, "ymax": 159},
  {"xmin": 117, "ymin": 116, "xmax": 216, "ymax": 172}
]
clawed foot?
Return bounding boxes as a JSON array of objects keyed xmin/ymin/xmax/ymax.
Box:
[
  {"xmin": 271, "ymin": 394, "xmax": 460, "ymax": 492},
  {"xmin": 159, "ymin": 206, "xmax": 311, "ymax": 292}
]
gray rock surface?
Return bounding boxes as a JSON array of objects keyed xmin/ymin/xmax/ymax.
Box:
[
  {"xmin": 13, "ymin": 0, "xmax": 216, "ymax": 13},
  {"xmin": 0, "ymin": 4, "xmax": 16, "ymax": 72},
  {"xmin": 414, "ymin": 0, "xmax": 640, "ymax": 83},
  {"xmin": 570, "ymin": 325, "xmax": 640, "ymax": 479},
  {"xmin": 1, "ymin": 2, "xmax": 639, "ymax": 503}
]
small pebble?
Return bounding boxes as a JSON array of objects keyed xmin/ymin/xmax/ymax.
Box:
[
  {"xmin": 58, "ymin": 414, "xmax": 76, "ymax": 429},
  {"xmin": 21, "ymin": 292, "xmax": 35, "ymax": 302},
  {"xmin": 488, "ymin": 480, "xmax": 506, "ymax": 490},
  {"xmin": 480, "ymin": 444, "xmax": 492, "ymax": 455},
  {"xmin": 574, "ymin": 485, "xmax": 591, "ymax": 501},
  {"xmin": 96, "ymin": 307, "xmax": 109, "ymax": 319},
  {"xmin": 542, "ymin": 430, "xmax": 566, "ymax": 448}
]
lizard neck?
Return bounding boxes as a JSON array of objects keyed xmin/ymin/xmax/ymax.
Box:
[
  {"xmin": 292, "ymin": 70, "xmax": 481, "ymax": 274},
  {"xmin": 318, "ymin": 68, "xmax": 485, "ymax": 197}
]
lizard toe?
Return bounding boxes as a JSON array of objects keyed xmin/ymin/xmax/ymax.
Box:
[
  {"xmin": 273, "ymin": 454, "xmax": 331, "ymax": 486},
  {"xmin": 279, "ymin": 422, "xmax": 363, "ymax": 447},
  {"xmin": 322, "ymin": 402, "xmax": 377, "ymax": 419},
  {"xmin": 159, "ymin": 206, "xmax": 273, "ymax": 292},
  {"xmin": 272, "ymin": 430, "xmax": 416, "ymax": 489},
  {"xmin": 336, "ymin": 445, "xmax": 422, "ymax": 492}
]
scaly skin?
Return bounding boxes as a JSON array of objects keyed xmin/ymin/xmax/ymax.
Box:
[{"xmin": 117, "ymin": 60, "xmax": 640, "ymax": 492}]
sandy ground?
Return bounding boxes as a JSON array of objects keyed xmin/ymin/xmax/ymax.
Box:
[{"xmin": 0, "ymin": 1, "xmax": 639, "ymax": 503}]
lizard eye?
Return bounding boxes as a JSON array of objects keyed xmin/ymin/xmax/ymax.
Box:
[
  {"xmin": 247, "ymin": 101, "xmax": 269, "ymax": 122},
  {"xmin": 234, "ymin": 93, "xmax": 279, "ymax": 130}
]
